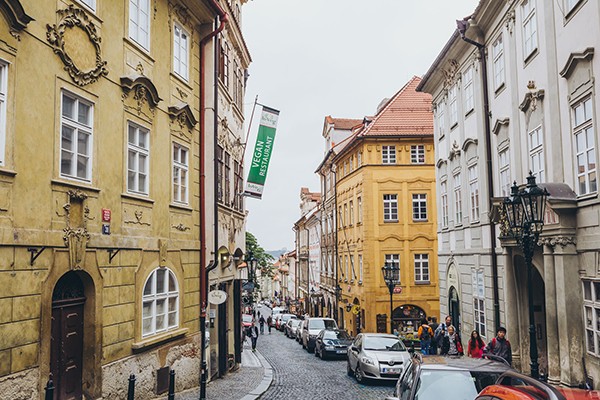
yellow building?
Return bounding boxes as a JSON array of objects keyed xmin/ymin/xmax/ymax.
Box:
[
  {"xmin": 334, "ymin": 77, "xmax": 439, "ymax": 337},
  {"xmin": 0, "ymin": 0, "xmax": 247, "ymax": 398}
]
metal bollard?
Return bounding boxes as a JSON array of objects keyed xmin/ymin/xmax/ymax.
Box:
[
  {"xmin": 127, "ymin": 374, "xmax": 136, "ymax": 400},
  {"xmin": 44, "ymin": 374, "xmax": 55, "ymax": 400},
  {"xmin": 167, "ymin": 369, "xmax": 175, "ymax": 400}
]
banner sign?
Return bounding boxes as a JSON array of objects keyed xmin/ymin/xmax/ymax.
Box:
[{"xmin": 245, "ymin": 106, "xmax": 280, "ymax": 199}]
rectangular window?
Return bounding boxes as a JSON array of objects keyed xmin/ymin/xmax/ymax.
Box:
[
  {"xmin": 582, "ymin": 280, "xmax": 600, "ymax": 356},
  {"xmin": 127, "ymin": 122, "xmax": 150, "ymax": 194},
  {"xmin": 358, "ymin": 151, "xmax": 362, "ymax": 166},
  {"xmin": 339, "ymin": 205, "xmax": 343, "ymax": 228},
  {"xmin": 350, "ymin": 255, "xmax": 355, "ymax": 281},
  {"xmin": 217, "ymin": 146, "xmax": 224, "ymax": 203},
  {"xmin": 357, "ymin": 197, "xmax": 362, "ymax": 224},
  {"xmin": 383, "ymin": 194, "xmax": 398, "ymax": 222},
  {"xmin": 412, "ymin": 194, "xmax": 427, "ymax": 221},
  {"xmin": 129, "ymin": 0, "xmax": 150, "ymax": 50},
  {"xmin": 411, "ymin": 145, "xmax": 425, "ymax": 164},
  {"xmin": 384, "ymin": 254, "xmax": 400, "ymax": 284},
  {"xmin": 441, "ymin": 181, "xmax": 449, "ymax": 228},
  {"xmin": 349, "ymin": 155, "xmax": 354, "ymax": 172},
  {"xmin": 60, "ymin": 92, "xmax": 93, "ymax": 181},
  {"xmin": 349, "ymin": 200, "xmax": 354, "ymax": 225},
  {"xmin": 382, "ymin": 145, "xmax": 396, "ymax": 164},
  {"xmin": 359, "ymin": 254, "xmax": 363, "ymax": 282},
  {"xmin": 345, "ymin": 255, "xmax": 349, "ymax": 280},
  {"xmin": 449, "ymin": 85, "xmax": 458, "ymax": 127},
  {"xmin": 469, "ymin": 165, "xmax": 480, "ymax": 222},
  {"xmin": 529, "ymin": 126, "xmax": 545, "ymax": 183},
  {"xmin": 522, "ymin": 0, "xmax": 538, "ymax": 58},
  {"xmin": 344, "ymin": 203, "xmax": 348, "ymax": 226},
  {"xmin": 414, "ymin": 254, "xmax": 430, "ymax": 283},
  {"xmin": 463, "ymin": 66, "xmax": 474, "ymax": 113},
  {"xmin": 573, "ymin": 97, "xmax": 596, "ymax": 195},
  {"xmin": 172, "ymin": 143, "xmax": 188, "ymax": 204},
  {"xmin": 473, "ymin": 270, "xmax": 486, "ymax": 337},
  {"xmin": 80, "ymin": 0, "xmax": 96, "ymax": 11},
  {"xmin": 224, "ymin": 151, "xmax": 231, "ymax": 205},
  {"xmin": 0, "ymin": 62, "xmax": 7, "ymax": 166},
  {"xmin": 234, "ymin": 160, "xmax": 244, "ymax": 210},
  {"xmin": 492, "ymin": 35, "xmax": 505, "ymax": 90},
  {"xmin": 454, "ymin": 173, "xmax": 463, "ymax": 225},
  {"xmin": 218, "ymin": 42, "xmax": 229, "ymax": 87},
  {"xmin": 437, "ymin": 108, "xmax": 445, "ymax": 138},
  {"xmin": 499, "ymin": 149, "xmax": 511, "ymax": 197},
  {"xmin": 173, "ymin": 24, "xmax": 189, "ymax": 81}
]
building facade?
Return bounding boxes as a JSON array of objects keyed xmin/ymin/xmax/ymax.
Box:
[
  {"xmin": 418, "ymin": 0, "xmax": 600, "ymax": 388},
  {"xmin": 333, "ymin": 77, "xmax": 439, "ymax": 337},
  {"xmin": 0, "ymin": 0, "xmax": 247, "ymax": 398}
]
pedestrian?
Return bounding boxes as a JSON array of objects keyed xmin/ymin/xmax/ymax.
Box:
[
  {"xmin": 428, "ymin": 317, "xmax": 439, "ymax": 355},
  {"xmin": 266, "ymin": 315, "xmax": 272, "ymax": 334},
  {"xmin": 249, "ymin": 322, "xmax": 259, "ymax": 351},
  {"xmin": 484, "ymin": 326, "xmax": 512, "ymax": 365},
  {"xmin": 259, "ymin": 315, "xmax": 266, "ymax": 334},
  {"xmin": 434, "ymin": 315, "xmax": 452, "ymax": 354},
  {"xmin": 467, "ymin": 330, "xmax": 486, "ymax": 358},
  {"xmin": 440, "ymin": 325, "xmax": 463, "ymax": 356},
  {"xmin": 417, "ymin": 318, "xmax": 434, "ymax": 355}
]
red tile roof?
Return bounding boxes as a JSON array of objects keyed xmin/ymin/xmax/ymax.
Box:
[
  {"xmin": 325, "ymin": 116, "xmax": 363, "ymax": 130},
  {"xmin": 358, "ymin": 76, "xmax": 433, "ymax": 138}
]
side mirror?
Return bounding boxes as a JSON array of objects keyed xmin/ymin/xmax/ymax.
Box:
[{"xmin": 350, "ymin": 346, "xmax": 359, "ymax": 352}]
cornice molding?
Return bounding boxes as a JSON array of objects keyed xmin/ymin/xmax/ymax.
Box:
[
  {"xmin": 0, "ymin": 0, "xmax": 33, "ymax": 35},
  {"xmin": 560, "ymin": 47, "xmax": 594, "ymax": 79},
  {"xmin": 168, "ymin": 103, "xmax": 197, "ymax": 129}
]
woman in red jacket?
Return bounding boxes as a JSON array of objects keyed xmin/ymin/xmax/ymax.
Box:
[{"xmin": 467, "ymin": 330, "xmax": 486, "ymax": 358}]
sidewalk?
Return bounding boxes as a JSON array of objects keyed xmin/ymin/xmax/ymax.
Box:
[{"xmin": 174, "ymin": 341, "xmax": 273, "ymax": 400}]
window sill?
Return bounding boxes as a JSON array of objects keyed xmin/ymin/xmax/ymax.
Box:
[
  {"xmin": 523, "ymin": 48, "xmax": 539, "ymax": 68},
  {"xmin": 450, "ymin": 122, "xmax": 458, "ymax": 131},
  {"xmin": 170, "ymin": 72, "xmax": 193, "ymax": 92},
  {"xmin": 577, "ymin": 192, "xmax": 598, "ymax": 203},
  {"xmin": 464, "ymin": 108, "xmax": 474, "ymax": 118},
  {"xmin": 494, "ymin": 83, "xmax": 506, "ymax": 97},
  {"xmin": 170, "ymin": 203, "xmax": 193, "ymax": 212},
  {"xmin": 413, "ymin": 219, "xmax": 428, "ymax": 223},
  {"xmin": 564, "ymin": 0, "xmax": 587, "ymax": 24},
  {"xmin": 415, "ymin": 281, "xmax": 431, "ymax": 285},
  {"xmin": 132, "ymin": 327, "xmax": 188, "ymax": 352},
  {"xmin": 0, "ymin": 167, "xmax": 17, "ymax": 178},
  {"xmin": 121, "ymin": 192, "xmax": 155, "ymax": 204},
  {"xmin": 383, "ymin": 220, "xmax": 399, "ymax": 223},
  {"xmin": 51, "ymin": 178, "xmax": 101, "ymax": 193}
]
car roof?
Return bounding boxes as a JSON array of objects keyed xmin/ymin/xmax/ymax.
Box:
[
  {"xmin": 417, "ymin": 356, "xmax": 513, "ymax": 373},
  {"xmin": 360, "ymin": 333, "xmax": 399, "ymax": 339}
]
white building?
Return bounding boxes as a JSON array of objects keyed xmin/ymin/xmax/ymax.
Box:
[{"xmin": 418, "ymin": 0, "xmax": 600, "ymax": 387}]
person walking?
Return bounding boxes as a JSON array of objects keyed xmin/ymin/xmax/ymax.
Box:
[
  {"xmin": 467, "ymin": 330, "xmax": 486, "ymax": 358},
  {"xmin": 266, "ymin": 315, "xmax": 272, "ymax": 334},
  {"xmin": 440, "ymin": 325, "xmax": 463, "ymax": 356},
  {"xmin": 417, "ymin": 319, "xmax": 434, "ymax": 355},
  {"xmin": 259, "ymin": 315, "xmax": 266, "ymax": 334},
  {"xmin": 484, "ymin": 326, "xmax": 512, "ymax": 365},
  {"xmin": 249, "ymin": 322, "xmax": 259, "ymax": 351},
  {"xmin": 434, "ymin": 315, "xmax": 452, "ymax": 355},
  {"xmin": 428, "ymin": 317, "xmax": 439, "ymax": 355}
]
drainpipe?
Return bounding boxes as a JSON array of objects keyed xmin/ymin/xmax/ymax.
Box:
[
  {"xmin": 199, "ymin": 3, "xmax": 227, "ymax": 399},
  {"xmin": 457, "ymin": 19, "xmax": 501, "ymax": 332}
]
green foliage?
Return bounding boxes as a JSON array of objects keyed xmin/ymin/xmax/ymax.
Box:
[{"xmin": 245, "ymin": 231, "xmax": 275, "ymax": 269}]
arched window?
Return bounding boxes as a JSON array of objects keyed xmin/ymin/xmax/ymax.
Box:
[{"xmin": 142, "ymin": 268, "xmax": 179, "ymax": 337}]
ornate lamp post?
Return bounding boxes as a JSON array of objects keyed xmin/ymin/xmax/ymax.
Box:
[
  {"xmin": 382, "ymin": 263, "xmax": 400, "ymax": 334},
  {"xmin": 245, "ymin": 251, "xmax": 257, "ymax": 306},
  {"xmin": 502, "ymin": 172, "xmax": 549, "ymax": 379}
]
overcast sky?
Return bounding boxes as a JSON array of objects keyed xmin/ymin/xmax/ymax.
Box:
[{"xmin": 242, "ymin": 0, "xmax": 479, "ymax": 251}]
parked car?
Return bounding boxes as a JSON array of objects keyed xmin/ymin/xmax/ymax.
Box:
[
  {"xmin": 284, "ymin": 318, "xmax": 301, "ymax": 338},
  {"xmin": 476, "ymin": 370, "xmax": 600, "ymax": 400},
  {"xmin": 347, "ymin": 333, "xmax": 410, "ymax": 383},
  {"xmin": 315, "ymin": 329, "xmax": 353, "ymax": 360},
  {"xmin": 242, "ymin": 314, "xmax": 253, "ymax": 329},
  {"xmin": 272, "ymin": 306, "xmax": 286, "ymax": 316},
  {"xmin": 277, "ymin": 314, "xmax": 297, "ymax": 331},
  {"xmin": 296, "ymin": 319, "xmax": 306, "ymax": 343},
  {"xmin": 302, "ymin": 317, "xmax": 338, "ymax": 352},
  {"xmin": 384, "ymin": 353, "xmax": 513, "ymax": 400}
]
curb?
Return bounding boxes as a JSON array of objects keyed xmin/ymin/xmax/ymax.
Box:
[{"xmin": 240, "ymin": 348, "xmax": 273, "ymax": 400}]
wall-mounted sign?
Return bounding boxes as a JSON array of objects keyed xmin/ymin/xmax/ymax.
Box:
[
  {"xmin": 393, "ymin": 286, "xmax": 403, "ymax": 294},
  {"xmin": 102, "ymin": 208, "xmax": 111, "ymax": 222},
  {"xmin": 208, "ymin": 290, "xmax": 227, "ymax": 305},
  {"xmin": 102, "ymin": 224, "xmax": 110, "ymax": 235}
]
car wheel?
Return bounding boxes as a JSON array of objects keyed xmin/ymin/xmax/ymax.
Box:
[
  {"xmin": 346, "ymin": 361, "xmax": 353, "ymax": 376},
  {"xmin": 354, "ymin": 365, "xmax": 364, "ymax": 383},
  {"xmin": 315, "ymin": 348, "xmax": 320, "ymax": 358},
  {"xmin": 321, "ymin": 351, "xmax": 328, "ymax": 361}
]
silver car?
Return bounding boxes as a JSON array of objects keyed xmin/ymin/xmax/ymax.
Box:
[
  {"xmin": 285, "ymin": 318, "xmax": 301, "ymax": 338},
  {"xmin": 347, "ymin": 333, "xmax": 410, "ymax": 383}
]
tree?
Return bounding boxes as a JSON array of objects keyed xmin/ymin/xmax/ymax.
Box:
[{"xmin": 245, "ymin": 232, "xmax": 276, "ymax": 282}]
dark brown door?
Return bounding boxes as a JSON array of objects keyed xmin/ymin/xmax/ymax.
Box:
[{"xmin": 51, "ymin": 272, "xmax": 85, "ymax": 400}]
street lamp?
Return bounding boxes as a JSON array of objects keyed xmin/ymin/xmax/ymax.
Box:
[
  {"xmin": 245, "ymin": 251, "xmax": 258, "ymax": 306},
  {"xmin": 382, "ymin": 262, "xmax": 400, "ymax": 334},
  {"xmin": 502, "ymin": 172, "xmax": 549, "ymax": 379},
  {"xmin": 334, "ymin": 285, "xmax": 342, "ymax": 324}
]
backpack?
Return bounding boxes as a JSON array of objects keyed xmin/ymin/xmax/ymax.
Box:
[{"xmin": 420, "ymin": 325, "xmax": 431, "ymax": 340}]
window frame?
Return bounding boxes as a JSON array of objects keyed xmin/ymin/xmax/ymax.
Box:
[
  {"xmin": 454, "ymin": 172, "xmax": 463, "ymax": 225},
  {"xmin": 463, "ymin": 66, "xmax": 474, "ymax": 114},
  {"xmin": 572, "ymin": 97, "xmax": 596, "ymax": 196},
  {"xmin": 499, "ymin": 148, "xmax": 511, "ymax": 197},
  {"xmin": 60, "ymin": 91, "xmax": 94, "ymax": 182},
  {"xmin": 359, "ymin": 254, "xmax": 363, "ymax": 283},
  {"xmin": 0, "ymin": 61, "xmax": 7, "ymax": 167},
  {"xmin": 449, "ymin": 84, "xmax": 458, "ymax": 127},
  {"xmin": 172, "ymin": 142, "xmax": 189, "ymax": 204},
  {"xmin": 357, "ymin": 197, "xmax": 362, "ymax": 224},
  {"xmin": 129, "ymin": 0, "xmax": 151, "ymax": 50},
  {"xmin": 127, "ymin": 121, "xmax": 150, "ymax": 195},
  {"xmin": 78, "ymin": 0, "xmax": 96, "ymax": 11},
  {"xmin": 437, "ymin": 107, "xmax": 445, "ymax": 138},
  {"xmin": 383, "ymin": 194, "xmax": 398, "ymax": 222},
  {"xmin": 441, "ymin": 180, "xmax": 449, "ymax": 228},
  {"xmin": 468, "ymin": 165, "xmax": 480, "ymax": 222},
  {"xmin": 472, "ymin": 269, "xmax": 486, "ymax": 338},
  {"xmin": 412, "ymin": 193, "xmax": 428, "ymax": 222},
  {"xmin": 522, "ymin": 0, "xmax": 538, "ymax": 59},
  {"xmin": 411, "ymin": 145, "xmax": 425, "ymax": 164},
  {"xmin": 349, "ymin": 200, "xmax": 354, "ymax": 226},
  {"xmin": 384, "ymin": 254, "xmax": 400, "ymax": 284},
  {"xmin": 414, "ymin": 253, "xmax": 430, "ymax": 283},
  {"xmin": 582, "ymin": 279, "xmax": 600, "ymax": 356},
  {"xmin": 173, "ymin": 23, "xmax": 190, "ymax": 81},
  {"xmin": 528, "ymin": 126, "xmax": 545, "ymax": 183},
  {"xmin": 492, "ymin": 35, "xmax": 505, "ymax": 91},
  {"xmin": 142, "ymin": 268, "xmax": 180, "ymax": 338},
  {"xmin": 217, "ymin": 145, "xmax": 224, "ymax": 203},
  {"xmin": 382, "ymin": 145, "xmax": 397, "ymax": 164}
]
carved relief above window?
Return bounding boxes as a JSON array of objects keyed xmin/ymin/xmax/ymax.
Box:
[
  {"xmin": 168, "ymin": 103, "xmax": 197, "ymax": 130},
  {"xmin": 0, "ymin": 0, "xmax": 33, "ymax": 39},
  {"xmin": 443, "ymin": 59, "xmax": 460, "ymax": 88},
  {"xmin": 121, "ymin": 75, "xmax": 162, "ymax": 119},
  {"xmin": 46, "ymin": 5, "xmax": 108, "ymax": 86}
]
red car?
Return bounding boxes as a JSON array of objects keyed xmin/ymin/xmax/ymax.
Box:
[
  {"xmin": 242, "ymin": 314, "xmax": 253, "ymax": 328},
  {"xmin": 477, "ymin": 371, "xmax": 600, "ymax": 400}
]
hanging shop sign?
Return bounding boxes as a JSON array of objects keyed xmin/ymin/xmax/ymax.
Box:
[
  {"xmin": 208, "ymin": 290, "xmax": 227, "ymax": 305},
  {"xmin": 245, "ymin": 106, "xmax": 280, "ymax": 199}
]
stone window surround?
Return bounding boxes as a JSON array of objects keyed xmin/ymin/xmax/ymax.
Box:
[
  {"xmin": 173, "ymin": 22, "xmax": 190, "ymax": 82},
  {"xmin": 414, "ymin": 253, "xmax": 430, "ymax": 283},
  {"xmin": 60, "ymin": 90, "xmax": 94, "ymax": 183},
  {"xmin": 129, "ymin": 0, "xmax": 151, "ymax": 51},
  {"xmin": 127, "ymin": 121, "xmax": 150, "ymax": 195},
  {"xmin": 0, "ymin": 60, "xmax": 7, "ymax": 167},
  {"xmin": 383, "ymin": 193, "xmax": 398, "ymax": 222}
]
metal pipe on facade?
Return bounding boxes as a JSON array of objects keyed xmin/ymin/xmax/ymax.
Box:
[
  {"xmin": 457, "ymin": 19, "xmax": 501, "ymax": 332},
  {"xmin": 199, "ymin": 3, "xmax": 228, "ymax": 398}
]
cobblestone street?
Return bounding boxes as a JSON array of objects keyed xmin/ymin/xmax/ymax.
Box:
[{"xmin": 256, "ymin": 330, "xmax": 394, "ymax": 400}]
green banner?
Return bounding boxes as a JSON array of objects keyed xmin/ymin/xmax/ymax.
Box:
[{"xmin": 245, "ymin": 106, "xmax": 279, "ymax": 199}]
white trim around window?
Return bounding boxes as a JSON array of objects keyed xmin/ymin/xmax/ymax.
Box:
[
  {"xmin": 582, "ymin": 279, "xmax": 600, "ymax": 356},
  {"xmin": 129, "ymin": 0, "xmax": 151, "ymax": 50},
  {"xmin": 383, "ymin": 194, "xmax": 398, "ymax": 222},
  {"xmin": 142, "ymin": 268, "xmax": 180, "ymax": 337},
  {"xmin": 453, "ymin": 172, "xmax": 463, "ymax": 225},
  {"xmin": 384, "ymin": 254, "xmax": 400, "ymax": 283},
  {"xmin": 463, "ymin": 66, "xmax": 474, "ymax": 113},
  {"xmin": 449, "ymin": 84, "xmax": 458, "ymax": 127},
  {"xmin": 468, "ymin": 165, "xmax": 480, "ymax": 222},
  {"xmin": 382, "ymin": 145, "xmax": 396, "ymax": 164},
  {"xmin": 411, "ymin": 145, "xmax": 425, "ymax": 164},
  {"xmin": 441, "ymin": 180, "xmax": 448, "ymax": 228},
  {"xmin": 78, "ymin": 0, "xmax": 96, "ymax": 11},
  {"xmin": 0, "ymin": 61, "xmax": 7, "ymax": 167},
  {"xmin": 127, "ymin": 121, "xmax": 150, "ymax": 195},
  {"xmin": 499, "ymin": 148, "xmax": 511, "ymax": 197},
  {"xmin": 173, "ymin": 142, "xmax": 189, "ymax": 204},
  {"xmin": 414, "ymin": 253, "xmax": 429, "ymax": 283},
  {"xmin": 492, "ymin": 35, "xmax": 505, "ymax": 91},
  {"xmin": 528, "ymin": 126, "xmax": 545, "ymax": 183},
  {"xmin": 522, "ymin": 0, "xmax": 538, "ymax": 59},
  {"xmin": 173, "ymin": 23, "xmax": 190, "ymax": 81},
  {"xmin": 573, "ymin": 97, "xmax": 596, "ymax": 195},
  {"xmin": 472, "ymin": 270, "xmax": 486, "ymax": 337},
  {"xmin": 60, "ymin": 91, "xmax": 94, "ymax": 182},
  {"xmin": 412, "ymin": 193, "xmax": 427, "ymax": 221}
]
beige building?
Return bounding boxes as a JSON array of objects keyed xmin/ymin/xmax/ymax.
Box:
[{"xmin": 0, "ymin": 0, "xmax": 248, "ymax": 398}]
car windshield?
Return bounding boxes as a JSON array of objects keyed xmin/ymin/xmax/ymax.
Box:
[
  {"xmin": 363, "ymin": 336, "xmax": 406, "ymax": 351},
  {"xmin": 289, "ymin": 319, "xmax": 301, "ymax": 327},
  {"xmin": 323, "ymin": 330, "xmax": 351, "ymax": 340},
  {"xmin": 413, "ymin": 370, "xmax": 504, "ymax": 400},
  {"xmin": 309, "ymin": 319, "xmax": 337, "ymax": 330},
  {"xmin": 242, "ymin": 315, "xmax": 253, "ymax": 323},
  {"xmin": 281, "ymin": 315, "xmax": 295, "ymax": 322}
]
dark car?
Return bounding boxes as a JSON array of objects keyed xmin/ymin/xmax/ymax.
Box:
[
  {"xmin": 314, "ymin": 329, "xmax": 352, "ymax": 360},
  {"xmin": 385, "ymin": 354, "xmax": 513, "ymax": 400},
  {"xmin": 301, "ymin": 317, "xmax": 338, "ymax": 352},
  {"xmin": 277, "ymin": 313, "xmax": 297, "ymax": 332}
]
